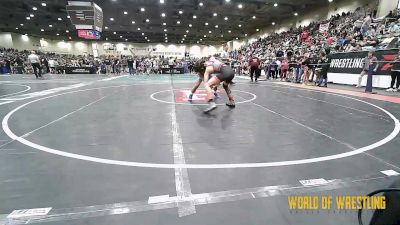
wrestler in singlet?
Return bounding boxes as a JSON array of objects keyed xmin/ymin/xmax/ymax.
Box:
[
  {"xmin": 203, "ymin": 59, "xmax": 235, "ymax": 84},
  {"xmin": 192, "ymin": 58, "xmax": 235, "ymax": 113}
]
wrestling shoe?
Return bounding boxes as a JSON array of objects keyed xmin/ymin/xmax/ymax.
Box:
[
  {"xmin": 188, "ymin": 93, "xmax": 193, "ymax": 102},
  {"xmin": 204, "ymin": 101, "xmax": 217, "ymax": 113},
  {"xmin": 226, "ymin": 100, "xmax": 236, "ymax": 108}
]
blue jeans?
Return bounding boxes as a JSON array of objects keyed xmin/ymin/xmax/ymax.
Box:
[
  {"xmin": 128, "ymin": 66, "xmax": 136, "ymax": 75},
  {"xmin": 295, "ymin": 68, "xmax": 303, "ymax": 82},
  {"xmin": 318, "ymin": 78, "xmax": 327, "ymax": 86}
]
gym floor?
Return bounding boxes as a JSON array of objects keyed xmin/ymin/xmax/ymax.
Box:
[{"xmin": 0, "ymin": 73, "xmax": 399, "ymax": 225}]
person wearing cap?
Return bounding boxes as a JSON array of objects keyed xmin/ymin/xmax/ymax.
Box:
[{"xmin": 356, "ymin": 50, "xmax": 378, "ymax": 88}]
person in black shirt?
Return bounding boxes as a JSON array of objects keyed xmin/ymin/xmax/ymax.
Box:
[
  {"xmin": 14, "ymin": 56, "xmax": 24, "ymax": 74},
  {"xmin": 276, "ymin": 50, "xmax": 284, "ymax": 58},
  {"xmin": 104, "ymin": 57, "xmax": 112, "ymax": 75},
  {"xmin": 187, "ymin": 60, "xmax": 193, "ymax": 73},
  {"xmin": 317, "ymin": 51, "xmax": 330, "ymax": 87},
  {"xmin": 387, "ymin": 51, "xmax": 400, "ymax": 92},
  {"xmin": 41, "ymin": 57, "xmax": 49, "ymax": 74},
  {"xmin": 309, "ymin": 54, "xmax": 319, "ymax": 84},
  {"xmin": 114, "ymin": 59, "xmax": 121, "ymax": 76},
  {"xmin": 127, "ymin": 57, "xmax": 134, "ymax": 75}
]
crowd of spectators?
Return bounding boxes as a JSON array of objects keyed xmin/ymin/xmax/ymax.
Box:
[
  {"xmin": 228, "ymin": 6, "xmax": 400, "ymax": 85},
  {"xmin": 0, "ymin": 48, "xmax": 196, "ymax": 76},
  {"xmin": 93, "ymin": 56, "xmax": 196, "ymax": 75},
  {"xmin": 0, "ymin": 48, "xmax": 97, "ymax": 74}
]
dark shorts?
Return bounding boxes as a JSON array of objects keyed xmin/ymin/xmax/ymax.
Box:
[{"xmin": 215, "ymin": 65, "xmax": 235, "ymax": 83}]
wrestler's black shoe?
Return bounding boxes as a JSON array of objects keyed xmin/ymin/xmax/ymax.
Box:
[
  {"xmin": 188, "ymin": 93, "xmax": 193, "ymax": 102},
  {"xmin": 204, "ymin": 101, "xmax": 217, "ymax": 113},
  {"xmin": 226, "ymin": 100, "xmax": 236, "ymax": 108}
]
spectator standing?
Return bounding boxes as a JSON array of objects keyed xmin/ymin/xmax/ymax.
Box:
[
  {"xmin": 49, "ymin": 58, "xmax": 57, "ymax": 74},
  {"xmin": 387, "ymin": 50, "xmax": 400, "ymax": 92},
  {"xmin": 276, "ymin": 58, "xmax": 282, "ymax": 79},
  {"xmin": 4, "ymin": 58, "xmax": 11, "ymax": 74},
  {"xmin": 168, "ymin": 57, "xmax": 175, "ymax": 75},
  {"xmin": 104, "ymin": 57, "xmax": 112, "ymax": 75},
  {"xmin": 281, "ymin": 57, "xmax": 289, "ymax": 81},
  {"xmin": 357, "ymin": 50, "xmax": 378, "ymax": 88},
  {"xmin": 317, "ymin": 51, "xmax": 331, "ymax": 87},
  {"xmin": 248, "ymin": 55, "xmax": 261, "ymax": 82},
  {"xmin": 114, "ymin": 58, "xmax": 121, "ymax": 76},
  {"xmin": 14, "ymin": 56, "xmax": 24, "ymax": 74},
  {"xmin": 269, "ymin": 58, "xmax": 278, "ymax": 80},
  {"xmin": 295, "ymin": 56, "xmax": 304, "ymax": 83},
  {"xmin": 302, "ymin": 53, "xmax": 312, "ymax": 85},
  {"xmin": 127, "ymin": 57, "xmax": 135, "ymax": 75},
  {"xmin": 41, "ymin": 57, "xmax": 49, "ymax": 74}
]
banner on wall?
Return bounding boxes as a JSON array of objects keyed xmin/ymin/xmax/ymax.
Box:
[
  {"xmin": 150, "ymin": 51, "xmax": 184, "ymax": 57},
  {"xmin": 328, "ymin": 49, "xmax": 398, "ymax": 75},
  {"xmin": 102, "ymin": 43, "xmax": 115, "ymax": 50},
  {"xmin": 131, "ymin": 47, "xmax": 152, "ymax": 56},
  {"xmin": 319, "ymin": 22, "xmax": 330, "ymax": 33}
]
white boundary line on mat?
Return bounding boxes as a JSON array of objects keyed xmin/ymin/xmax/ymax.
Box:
[{"xmin": 1, "ymin": 84, "xmax": 400, "ymax": 169}]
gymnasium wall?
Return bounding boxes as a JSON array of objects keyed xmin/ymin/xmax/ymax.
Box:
[
  {"xmin": 0, "ymin": 33, "xmax": 13, "ymax": 48},
  {"xmin": 3, "ymin": 33, "xmax": 91, "ymax": 55},
  {"xmin": 0, "ymin": 32, "xmax": 223, "ymax": 58},
  {"xmin": 376, "ymin": 0, "xmax": 398, "ymax": 18}
]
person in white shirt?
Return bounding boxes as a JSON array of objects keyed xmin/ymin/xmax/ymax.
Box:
[
  {"xmin": 168, "ymin": 57, "xmax": 175, "ymax": 74},
  {"xmin": 48, "ymin": 58, "xmax": 55, "ymax": 74},
  {"xmin": 28, "ymin": 51, "xmax": 41, "ymax": 78},
  {"xmin": 361, "ymin": 15, "xmax": 371, "ymax": 34},
  {"xmin": 276, "ymin": 59, "xmax": 282, "ymax": 79}
]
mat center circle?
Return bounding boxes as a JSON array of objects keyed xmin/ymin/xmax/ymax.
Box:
[{"xmin": 150, "ymin": 89, "xmax": 257, "ymax": 105}]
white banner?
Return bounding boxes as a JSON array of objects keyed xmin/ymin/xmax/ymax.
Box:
[
  {"xmin": 130, "ymin": 47, "xmax": 152, "ymax": 56},
  {"xmin": 150, "ymin": 51, "xmax": 184, "ymax": 57},
  {"xmin": 319, "ymin": 22, "xmax": 330, "ymax": 33}
]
